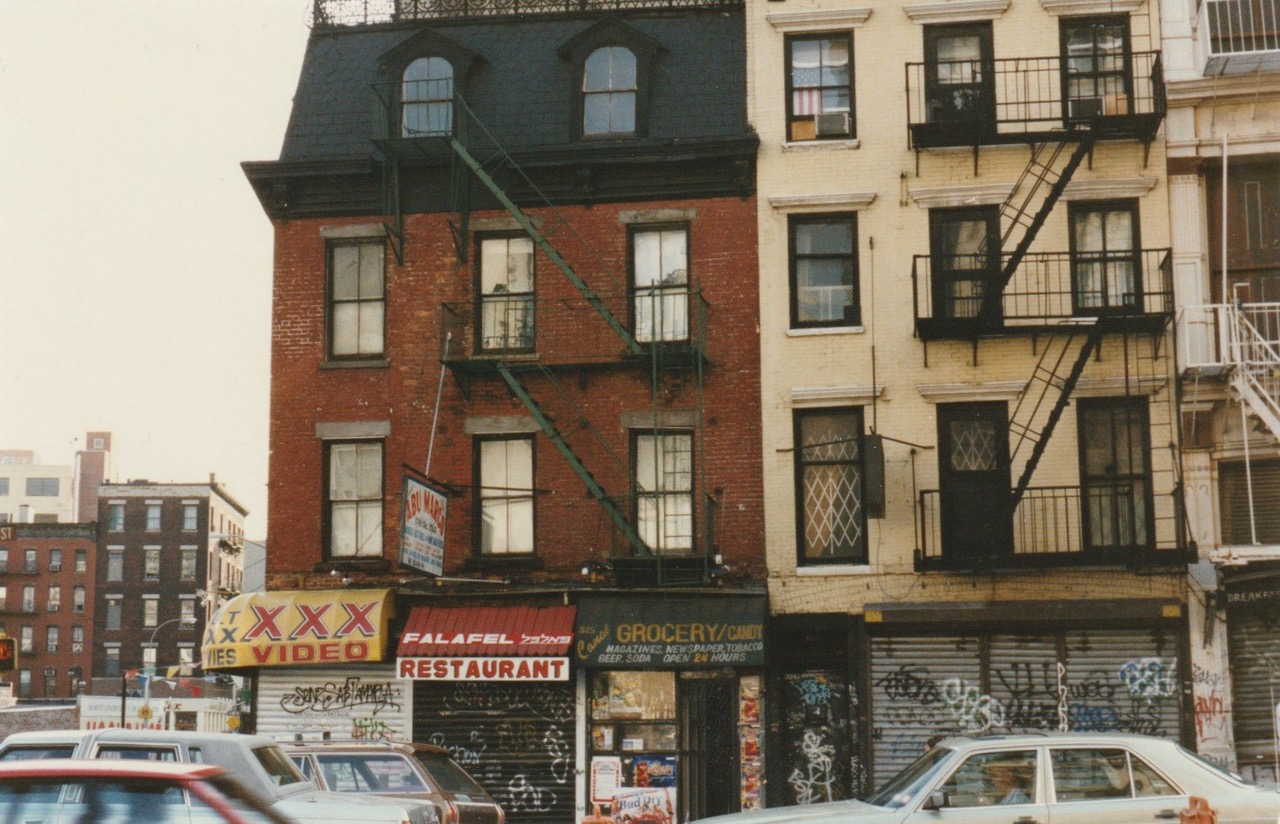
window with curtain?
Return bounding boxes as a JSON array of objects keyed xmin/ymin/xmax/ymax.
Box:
[
  {"xmin": 479, "ymin": 236, "xmax": 535, "ymax": 351},
  {"xmin": 634, "ymin": 432, "xmax": 693, "ymax": 555},
  {"xmin": 1072, "ymin": 202, "xmax": 1139, "ymax": 312},
  {"xmin": 787, "ymin": 34, "xmax": 853, "ymax": 141},
  {"xmin": 327, "ymin": 441, "xmax": 384, "ymax": 559},
  {"xmin": 402, "ymin": 57, "xmax": 454, "ymax": 137},
  {"xmin": 329, "ymin": 241, "xmax": 386, "ymax": 359},
  {"xmin": 477, "ymin": 437, "xmax": 535, "ymax": 555},
  {"xmin": 795, "ymin": 408, "xmax": 866, "ymax": 563},
  {"xmin": 583, "ymin": 46, "xmax": 636, "ymax": 136},
  {"xmin": 632, "ymin": 227, "xmax": 689, "ymax": 343},
  {"xmin": 790, "ymin": 214, "xmax": 859, "ymax": 327}
]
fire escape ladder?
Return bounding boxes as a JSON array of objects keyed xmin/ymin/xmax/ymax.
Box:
[
  {"xmin": 495, "ymin": 361, "xmax": 652, "ymax": 558},
  {"xmin": 445, "ymin": 95, "xmax": 642, "ymax": 356},
  {"xmin": 1009, "ymin": 318, "xmax": 1108, "ymax": 506},
  {"xmin": 1226, "ymin": 304, "xmax": 1280, "ymax": 440},
  {"xmin": 983, "ymin": 133, "xmax": 1097, "ymax": 316}
]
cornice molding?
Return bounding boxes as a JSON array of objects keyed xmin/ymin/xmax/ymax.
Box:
[
  {"xmin": 917, "ymin": 380, "xmax": 1027, "ymax": 403},
  {"xmin": 903, "ymin": 0, "xmax": 1009, "ymax": 24},
  {"xmin": 908, "ymin": 182, "xmax": 1015, "ymax": 209},
  {"xmin": 1038, "ymin": 0, "xmax": 1142, "ymax": 15},
  {"xmin": 769, "ymin": 191, "xmax": 877, "ymax": 212},
  {"xmin": 790, "ymin": 384, "xmax": 884, "ymax": 406},
  {"xmin": 1164, "ymin": 72, "xmax": 1280, "ymax": 103},
  {"xmin": 767, "ymin": 8, "xmax": 873, "ymax": 31},
  {"xmin": 1061, "ymin": 177, "xmax": 1159, "ymax": 200}
]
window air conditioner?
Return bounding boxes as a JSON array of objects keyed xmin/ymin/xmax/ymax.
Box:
[
  {"xmin": 49, "ymin": 563, "xmax": 60, "ymax": 573},
  {"xmin": 71, "ymin": 643, "xmax": 83, "ymax": 653},
  {"xmin": 46, "ymin": 645, "xmax": 57, "ymax": 654},
  {"xmin": 814, "ymin": 112, "xmax": 852, "ymax": 138},
  {"xmin": 1069, "ymin": 97, "xmax": 1104, "ymax": 119}
]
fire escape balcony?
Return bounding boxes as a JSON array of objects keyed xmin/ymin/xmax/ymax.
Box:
[
  {"xmin": 1198, "ymin": 0, "xmax": 1280, "ymax": 75},
  {"xmin": 913, "ymin": 249, "xmax": 1173, "ymax": 340},
  {"xmin": 441, "ymin": 290, "xmax": 708, "ymax": 375},
  {"xmin": 905, "ymin": 52, "xmax": 1165, "ymax": 149},
  {"xmin": 916, "ymin": 482, "xmax": 1187, "ymax": 572},
  {"xmin": 1180, "ymin": 302, "xmax": 1280, "ymax": 440}
]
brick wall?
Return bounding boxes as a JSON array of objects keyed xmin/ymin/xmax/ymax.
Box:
[{"xmin": 268, "ymin": 196, "xmax": 764, "ymax": 582}]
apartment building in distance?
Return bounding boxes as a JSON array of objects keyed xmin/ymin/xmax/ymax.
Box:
[
  {"xmin": 750, "ymin": 0, "xmax": 1188, "ymax": 798},
  {"xmin": 0, "ymin": 522, "xmax": 96, "ymax": 699},
  {"xmin": 91, "ymin": 479, "xmax": 246, "ymax": 694},
  {"xmin": 0, "ymin": 450, "xmax": 74, "ymax": 525}
]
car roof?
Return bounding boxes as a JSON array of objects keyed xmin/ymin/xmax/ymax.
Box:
[
  {"xmin": 283, "ymin": 741, "xmax": 452, "ymax": 757},
  {"xmin": 0, "ymin": 759, "xmax": 224, "ymax": 781},
  {"xmin": 0, "ymin": 729, "xmax": 90, "ymax": 745}
]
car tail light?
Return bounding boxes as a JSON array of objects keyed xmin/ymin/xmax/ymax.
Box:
[{"xmin": 443, "ymin": 799, "xmax": 459, "ymax": 824}]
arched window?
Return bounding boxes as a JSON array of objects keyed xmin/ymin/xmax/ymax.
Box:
[
  {"xmin": 582, "ymin": 46, "xmax": 636, "ymax": 136},
  {"xmin": 402, "ymin": 57, "xmax": 453, "ymax": 137}
]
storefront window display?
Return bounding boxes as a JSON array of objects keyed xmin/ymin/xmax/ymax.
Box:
[{"xmin": 589, "ymin": 671, "xmax": 678, "ymax": 823}]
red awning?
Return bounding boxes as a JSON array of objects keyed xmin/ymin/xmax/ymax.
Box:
[{"xmin": 397, "ymin": 605, "xmax": 576, "ymax": 657}]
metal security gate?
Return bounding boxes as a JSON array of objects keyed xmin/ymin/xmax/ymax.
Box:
[
  {"xmin": 869, "ymin": 628, "xmax": 1183, "ymax": 787},
  {"xmin": 1228, "ymin": 610, "xmax": 1280, "ymax": 773},
  {"xmin": 413, "ymin": 681, "xmax": 575, "ymax": 824},
  {"xmin": 254, "ymin": 664, "xmax": 412, "ymax": 742}
]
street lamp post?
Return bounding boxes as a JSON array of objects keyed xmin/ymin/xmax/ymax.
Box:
[{"xmin": 143, "ymin": 617, "xmax": 196, "ymax": 701}]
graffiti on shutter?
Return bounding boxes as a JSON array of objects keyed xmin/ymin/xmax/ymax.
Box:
[
  {"xmin": 414, "ymin": 680, "xmax": 575, "ymax": 824},
  {"xmin": 779, "ymin": 670, "xmax": 862, "ymax": 804}
]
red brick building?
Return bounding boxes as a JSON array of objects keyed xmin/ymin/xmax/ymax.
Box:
[
  {"xmin": 239, "ymin": 2, "xmax": 765, "ymax": 820},
  {"xmin": 0, "ymin": 522, "xmax": 96, "ymax": 699}
]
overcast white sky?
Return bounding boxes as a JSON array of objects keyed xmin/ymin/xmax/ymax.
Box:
[{"xmin": 0, "ymin": 0, "xmax": 313, "ymax": 538}]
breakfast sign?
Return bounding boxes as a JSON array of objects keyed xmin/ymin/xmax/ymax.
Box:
[{"xmin": 202, "ymin": 589, "xmax": 393, "ymax": 670}]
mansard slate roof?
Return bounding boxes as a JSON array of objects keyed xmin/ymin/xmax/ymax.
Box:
[{"xmin": 278, "ymin": 12, "xmax": 750, "ymax": 162}]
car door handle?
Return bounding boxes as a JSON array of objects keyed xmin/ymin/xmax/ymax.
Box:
[
  {"xmin": 1013, "ymin": 817, "xmax": 1041, "ymax": 824},
  {"xmin": 1153, "ymin": 811, "xmax": 1179, "ymax": 820}
]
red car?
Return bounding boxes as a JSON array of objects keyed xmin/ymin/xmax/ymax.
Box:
[{"xmin": 0, "ymin": 758, "xmax": 295, "ymax": 823}]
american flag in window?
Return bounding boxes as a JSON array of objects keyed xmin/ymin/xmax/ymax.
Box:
[{"xmin": 791, "ymin": 36, "xmax": 851, "ymax": 116}]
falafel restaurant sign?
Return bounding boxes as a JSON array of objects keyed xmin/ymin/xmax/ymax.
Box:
[{"xmin": 202, "ymin": 589, "xmax": 393, "ymax": 670}]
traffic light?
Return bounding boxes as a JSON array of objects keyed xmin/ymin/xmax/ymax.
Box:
[{"xmin": 0, "ymin": 636, "xmax": 16, "ymax": 673}]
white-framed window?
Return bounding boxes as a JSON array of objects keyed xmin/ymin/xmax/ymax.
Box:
[
  {"xmin": 105, "ymin": 598, "xmax": 122, "ymax": 631},
  {"xmin": 106, "ymin": 549, "xmax": 123, "ymax": 581},
  {"xmin": 144, "ymin": 548, "xmax": 161, "ymax": 581},
  {"xmin": 107, "ymin": 503, "xmax": 125, "ymax": 531},
  {"xmin": 74, "ymin": 549, "xmax": 87, "ymax": 573},
  {"xmin": 182, "ymin": 504, "xmax": 198, "ymax": 531},
  {"xmin": 477, "ymin": 437, "xmax": 535, "ymax": 556},
  {"xmin": 145, "ymin": 503, "xmax": 162, "ymax": 532},
  {"xmin": 46, "ymin": 586, "xmax": 60, "ymax": 612},
  {"xmin": 401, "ymin": 56, "xmax": 453, "ymax": 137},
  {"xmin": 143, "ymin": 599, "xmax": 159, "ymax": 628},
  {"xmin": 583, "ymin": 46, "xmax": 636, "ymax": 136},
  {"xmin": 478, "ymin": 236, "xmax": 535, "ymax": 352},
  {"xmin": 19, "ymin": 626, "xmax": 32, "ymax": 654},
  {"xmin": 20, "ymin": 586, "xmax": 34, "ymax": 613},
  {"xmin": 181, "ymin": 548, "xmax": 197, "ymax": 580},
  {"xmin": 632, "ymin": 227, "xmax": 689, "ymax": 343},
  {"xmin": 327, "ymin": 441, "xmax": 383, "ymax": 559},
  {"xmin": 72, "ymin": 585, "xmax": 85, "ymax": 613},
  {"xmin": 48, "ymin": 549, "xmax": 61, "ymax": 572},
  {"xmin": 45, "ymin": 626, "xmax": 58, "ymax": 654},
  {"xmin": 180, "ymin": 599, "xmax": 196, "ymax": 626},
  {"xmin": 142, "ymin": 646, "xmax": 157, "ymax": 668},
  {"xmin": 633, "ymin": 431, "xmax": 694, "ymax": 555},
  {"xmin": 329, "ymin": 241, "xmax": 386, "ymax": 359},
  {"xmin": 178, "ymin": 646, "xmax": 195, "ymax": 666}
]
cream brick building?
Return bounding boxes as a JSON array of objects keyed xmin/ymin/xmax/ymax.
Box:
[
  {"xmin": 749, "ymin": 0, "xmax": 1193, "ymax": 799},
  {"xmin": 1162, "ymin": 0, "xmax": 1280, "ymax": 781}
]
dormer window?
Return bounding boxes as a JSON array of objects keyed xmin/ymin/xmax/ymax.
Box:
[
  {"xmin": 583, "ymin": 46, "xmax": 636, "ymax": 136},
  {"xmin": 402, "ymin": 56, "xmax": 454, "ymax": 137}
]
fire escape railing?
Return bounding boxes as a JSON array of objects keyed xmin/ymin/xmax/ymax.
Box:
[{"xmin": 1183, "ymin": 303, "xmax": 1280, "ymax": 439}]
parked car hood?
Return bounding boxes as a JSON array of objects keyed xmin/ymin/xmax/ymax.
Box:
[
  {"xmin": 705, "ymin": 799, "xmax": 892, "ymax": 824},
  {"xmin": 276, "ymin": 787, "xmax": 433, "ymax": 821}
]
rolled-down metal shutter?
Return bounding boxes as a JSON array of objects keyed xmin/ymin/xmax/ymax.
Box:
[
  {"xmin": 1220, "ymin": 460, "xmax": 1280, "ymax": 545},
  {"xmin": 1229, "ymin": 611, "xmax": 1280, "ymax": 764},
  {"xmin": 254, "ymin": 664, "xmax": 413, "ymax": 742},
  {"xmin": 870, "ymin": 629, "xmax": 1182, "ymax": 789},
  {"xmin": 869, "ymin": 635, "xmax": 982, "ymax": 787},
  {"xmin": 414, "ymin": 680, "xmax": 575, "ymax": 824}
]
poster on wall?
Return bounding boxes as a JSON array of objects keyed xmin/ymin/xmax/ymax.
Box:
[
  {"xmin": 400, "ymin": 474, "xmax": 446, "ymax": 576},
  {"xmin": 739, "ymin": 675, "xmax": 764, "ymax": 811},
  {"xmin": 613, "ymin": 787, "xmax": 676, "ymax": 824},
  {"xmin": 591, "ymin": 757, "xmax": 623, "ymax": 804}
]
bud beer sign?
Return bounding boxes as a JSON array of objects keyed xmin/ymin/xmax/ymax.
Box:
[{"xmin": 400, "ymin": 475, "xmax": 446, "ymax": 577}]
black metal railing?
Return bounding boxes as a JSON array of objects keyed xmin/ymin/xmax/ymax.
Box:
[
  {"xmin": 916, "ymin": 484, "xmax": 1184, "ymax": 569},
  {"xmin": 315, "ymin": 0, "xmax": 740, "ymax": 26},
  {"xmin": 441, "ymin": 290, "xmax": 709, "ymax": 367},
  {"xmin": 905, "ymin": 52, "xmax": 1165, "ymax": 147},
  {"xmin": 912, "ymin": 249, "xmax": 1172, "ymax": 337}
]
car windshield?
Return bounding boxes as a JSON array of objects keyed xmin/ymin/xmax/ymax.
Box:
[
  {"xmin": 864, "ymin": 746, "xmax": 952, "ymax": 809},
  {"xmin": 1176, "ymin": 745, "xmax": 1254, "ymax": 786},
  {"xmin": 253, "ymin": 746, "xmax": 310, "ymax": 787},
  {"xmin": 416, "ymin": 752, "xmax": 489, "ymax": 796},
  {"xmin": 317, "ymin": 754, "xmax": 429, "ymax": 793}
]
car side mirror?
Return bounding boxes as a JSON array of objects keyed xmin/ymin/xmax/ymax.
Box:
[{"xmin": 922, "ymin": 790, "xmax": 950, "ymax": 811}]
